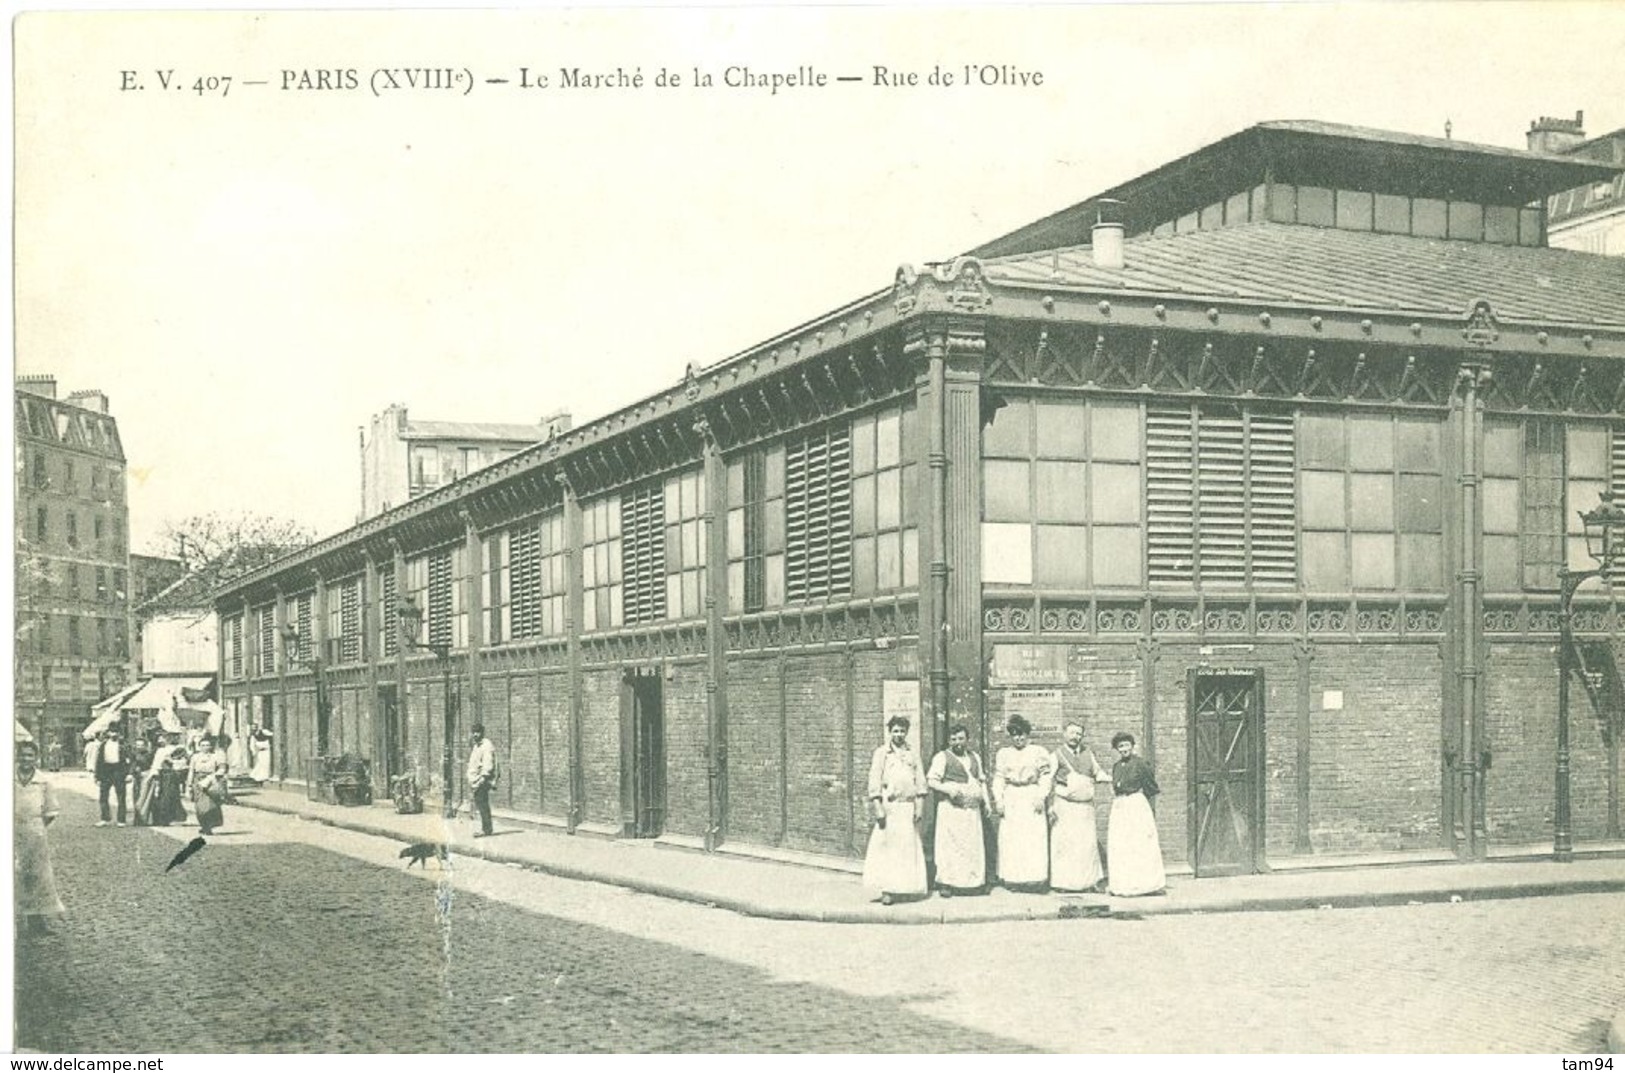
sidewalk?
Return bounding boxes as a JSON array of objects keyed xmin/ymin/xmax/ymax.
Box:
[{"xmin": 210, "ymin": 779, "xmax": 1625, "ymax": 926}]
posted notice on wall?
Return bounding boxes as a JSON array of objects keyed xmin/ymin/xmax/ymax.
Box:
[{"xmin": 881, "ymin": 679, "xmax": 921, "ymax": 756}]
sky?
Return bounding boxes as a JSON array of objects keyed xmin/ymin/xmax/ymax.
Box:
[{"xmin": 12, "ymin": 1, "xmax": 1625, "ymax": 557}]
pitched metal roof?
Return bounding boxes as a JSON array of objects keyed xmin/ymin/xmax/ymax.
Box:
[{"xmin": 982, "ymin": 222, "xmax": 1625, "ymax": 328}]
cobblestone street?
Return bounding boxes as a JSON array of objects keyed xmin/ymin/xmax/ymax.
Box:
[{"xmin": 15, "ymin": 786, "xmax": 1625, "ymax": 1053}]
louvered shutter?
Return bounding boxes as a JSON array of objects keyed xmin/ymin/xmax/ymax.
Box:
[
  {"xmin": 427, "ymin": 553, "xmax": 452, "ymax": 648},
  {"xmin": 621, "ymin": 486, "xmax": 666, "ymax": 625},
  {"xmin": 340, "ymin": 579, "xmax": 362, "ymax": 662},
  {"xmin": 1248, "ymin": 412, "xmax": 1298, "ymax": 587},
  {"xmin": 1197, "ymin": 410, "xmax": 1248, "ymax": 585},
  {"xmin": 785, "ymin": 425, "xmax": 853, "ymax": 602},
  {"xmin": 230, "ymin": 616, "xmax": 242, "ymax": 679},
  {"xmin": 297, "ymin": 594, "xmax": 314, "ymax": 661},
  {"xmin": 510, "ymin": 524, "xmax": 542, "ymax": 640},
  {"xmin": 1611, "ymin": 427, "xmax": 1625, "ymax": 583},
  {"xmin": 377, "ymin": 573, "xmax": 396, "ymax": 656},
  {"xmin": 259, "ymin": 609, "xmax": 275, "ymax": 676},
  {"xmin": 1147, "ymin": 408, "xmax": 1196, "ymax": 583}
]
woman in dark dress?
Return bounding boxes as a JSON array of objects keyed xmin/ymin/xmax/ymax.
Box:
[{"xmin": 1106, "ymin": 731, "xmax": 1166, "ymax": 896}]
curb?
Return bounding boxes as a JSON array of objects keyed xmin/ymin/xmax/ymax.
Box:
[{"xmin": 231, "ymin": 796, "xmax": 1625, "ymax": 926}]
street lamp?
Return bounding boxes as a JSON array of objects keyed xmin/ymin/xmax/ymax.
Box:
[
  {"xmin": 396, "ymin": 597, "xmax": 457, "ymax": 820},
  {"xmin": 1555, "ymin": 490, "xmax": 1625, "ymax": 862},
  {"xmin": 280, "ymin": 624, "xmax": 331, "ymax": 767}
]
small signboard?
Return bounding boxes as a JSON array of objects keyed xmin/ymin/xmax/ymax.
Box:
[
  {"xmin": 1002, "ymin": 687, "xmax": 1065, "ymax": 740},
  {"xmin": 989, "ymin": 644, "xmax": 1069, "ymax": 686}
]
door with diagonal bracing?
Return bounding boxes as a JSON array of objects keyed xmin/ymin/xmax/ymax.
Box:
[{"xmin": 1187, "ymin": 670, "xmax": 1265, "ymax": 877}]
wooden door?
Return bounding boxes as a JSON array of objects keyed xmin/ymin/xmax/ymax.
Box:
[
  {"xmin": 631, "ymin": 677, "xmax": 666, "ymax": 838},
  {"xmin": 1187, "ymin": 669, "xmax": 1265, "ymax": 877}
]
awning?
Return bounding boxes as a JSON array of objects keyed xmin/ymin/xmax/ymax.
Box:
[
  {"xmin": 15, "ymin": 720, "xmax": 35, "ymax": 743},
  {"xmin": 84, "ymin": 677, "xmax": 217, "ymax": 739},
  {"xmin": 119, "ymin": 677, "xmax": 215, "ymax": 712}
]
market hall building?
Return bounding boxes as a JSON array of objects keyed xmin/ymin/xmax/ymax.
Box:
[{"xmin": 215, "ymin": 120, "xmax": 1625, "ymax": 875}]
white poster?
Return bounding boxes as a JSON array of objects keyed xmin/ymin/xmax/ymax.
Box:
[{"xmin": 880, "ymin": 678, "xmax": 922, "ymax": 757}]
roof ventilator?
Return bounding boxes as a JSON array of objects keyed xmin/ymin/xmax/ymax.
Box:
[{"xmin": 1092, "ymin": 198, "xmax": 1125, "ymax": 270}]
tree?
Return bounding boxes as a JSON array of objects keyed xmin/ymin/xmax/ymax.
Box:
[{"xmin": 153, "ymin": 512, "xmax": 318, "ymax": 607}]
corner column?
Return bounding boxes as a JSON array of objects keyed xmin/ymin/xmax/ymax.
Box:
[
  {"xmin": 907, "ymin": 309, "xmax": 987, "ymax": 760},
  {"xmin": 697, "ymin": 418, "xmax": 730, "ymax": 850}
]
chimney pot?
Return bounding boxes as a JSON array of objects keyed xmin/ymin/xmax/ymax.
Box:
[{"xmin": 1091, "ymin": 222, "xmax": 1125, "ymax": 270}]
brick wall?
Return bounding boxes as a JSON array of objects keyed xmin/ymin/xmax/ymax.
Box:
[
  {"xmin": 724, "ymin": 653, "xmax": 783, "ymax": 845},
  {"xmin": 1486, "ymin": 641, "xmax": 1619, "ymax": 843},
  {"xmin": 538, "ymin": 670, "xmax": 569, "ymax": 819},
  {"xmin": 481, "ymin": 674, "xmax": 518, "ymax": 810},
  {"xmin": 662, "ymin": 661, "xmax": 710, "ymax": 840},
  {"xmin": 783, "ymin": 651, "xmax": 850, "ymax": 854},
  {"xmin": 580, "ymin": 669, "xmax": 623, "ymax": 827}
]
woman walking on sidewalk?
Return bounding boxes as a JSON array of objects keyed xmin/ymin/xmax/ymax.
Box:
[
  {"xmin": 188, "ymin": 735, "xmax": 229, "ymax": 835},
  {"xmin": 1106, "ymin": 731, "xmax": 1166, "ymax": 897}
]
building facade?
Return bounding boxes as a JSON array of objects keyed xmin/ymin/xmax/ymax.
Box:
[
  {"xmin": 359, "ymin": 403, "xmax": 572, "ymax": 520},
  {"xmin": 217, "ymin": 120, "xmax": 1625, "ymax": 872},
  {"xmin": 15, "ymin": 376, "xmax": 131, "ymax": 757},
  {"xmin": 1533, "ymin": 111, "xmax": 1625, "ymax": 257}
]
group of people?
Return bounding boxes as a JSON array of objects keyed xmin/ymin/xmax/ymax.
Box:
[
  {"xmin": 84, "ymin": 724, "xmax": 262, "ymax": 835},
  {"xmin": 862, "ymin": 714, "xmax": 1166, "ymax": 905}
]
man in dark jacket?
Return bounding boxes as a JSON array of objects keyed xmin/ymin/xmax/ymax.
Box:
[{"xmin": 94, "ymin": 728, "xmax": 131, "ymax": 827}]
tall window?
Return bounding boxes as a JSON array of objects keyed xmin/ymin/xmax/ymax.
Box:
[
  {"xmin": 785, "ymin": 424, "xmax": 853, "ymax": 602},
  {"xmin": 67, "ymin": 564, "xmax": 80, "ymax": 600},
  {"xmin": 427, "ymin": 549, "xmax": 457, "ymax": 648},
  {"xmin": 226, "ymin": 614, "xmax": 243, "ymax": 679},
  {"xmin": 664, "ymin": 468, "xmax": 707, "ymax": 620},
  {"xmin": 509, "ymin": 523, "xmax": 542, "ymax": 641},
  {"xmin": 485, "ymin": 533, "xmax": 507, "ymax": 644},
  {"xmin": 582, "ymin": 495, "xmax": 623, "ymax": 632},
  {"xmin": 291, "ymin": 592, "xmax": 314, "ymax": 662},
  {"xmin": 327, "ymin": 578, "xmax": 363, "ymax": 663},
  {"xmin": 1482, "ymin": 419, "xmax": 1616, "ymax": 592},
  {"xmin": 851, "ymin": 404, "xmax": 919, "ymax": 596},
  {"xmin": 68, "ymin": 617, "xmax": 81, "ymax": 656},
  {"xmin": 540, "ymin": 513, "xmax": 567, "ymax": 636},
  {"xmin": 621, "ymin": 485, "xmax": 666, "ymax": 625},
  {"xmin": 257, "ymin": 606, "xmax": 276, "ymax": 676},
  {"xmin": 1139, "ymin": 404, "xmax": 1292, "ymax": 587},
  {"xmin": 375, "ymin": 573, "xmax": 397, "ymax": 657},
  {"xmin": 66, "ymin": 512, "xmax": 78, "ymax": 549},
  {"xmin": 1301, "ymin": 413, "xmax": 1443, "ymax": 592},
  {"xmin": 726, "ymin": 447, "xmax": 785, "ymax": 613},
  {"xmin": 983, "ymin": 398, "xmax": 1146, "ymax": 588},
  {"xmin": 35, "ymin": 507, "xmax": 47, "ymax": 542},
  {"xmin": 31, "ymin": 454, "xmax": 46, "ymax": 489}
]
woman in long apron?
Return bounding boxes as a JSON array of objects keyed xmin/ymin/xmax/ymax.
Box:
[
  {"xmin": 992, "ymin": 715, "xmax": 1052, "ymax": 891},
  {"xmin": 1106, "ymin": 731, "xmax": 1166, "ymax": 896},
  {"xmin": 861, "ymin": 715, "xmax": 928, "ymax": 905}
]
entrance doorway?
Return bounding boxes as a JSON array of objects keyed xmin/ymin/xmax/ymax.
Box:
[
  {"xmin": 1186, "ymin": 669, "xmax": 1266, "ymax": 877},
  {"xmin": 625, "ymin": 672, "xmax": 666, "ymax": 838},
  {"xmin": 377, "ymin": 685, "xmax": 403, "ymax": 788}
]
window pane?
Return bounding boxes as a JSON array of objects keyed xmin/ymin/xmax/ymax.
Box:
[
  {"xmin": 876, "ymin": 468, "xmax": 901, "ymax": 530},
  {"xmin": 1351, "ymin": 533, "xmax": 1396, "ymax": 589},
  {"xmin": 1400, "ymin": 534, "xmax": 1443, "ymax": 590},
  {"xmin": 1448, "ymin": 201, "xmax": 1484, "ymax": 241},
  {"xmin": 1035, "ymin": 461, "xmax": 1088, "ymax": 522},
  {"xmin": 1092, "ymin": 463, "xmax": 1141, "ymax": 524},
  {"xmin": 726, "ymin": 459, "xmax": 745, "ymax": 507},
  {"xmin": 1568, "ymin": 425, "xmax": 1609, "ymax": 479},
  {"xmin": 1299, "ymin": 412, "xmax": 1345, "ymax": 469},
  {"xmin": 852, "ymin": 474, "xmax": 877, "ymax": 532},
  {"xmin": 1483, "ymin": 477, "xmax": 1519, "ymax": 534},
  {"xmin": 1348, "ymin": 415, "xmax": 1393, "ymax": 470},
  {"xmin": 664, "ymin": 478, "xmax": 681, "ymax": 522},
  {"xmin": 1298, "ymin": 186, "xmax": 1334, "ymax": 226},
  {"xmin": 1350, "ymin": 473, "xmax": 1395, "ymax": 531},
  {"xmin": 900, "ymin": 464, "xmax": 917, "ymax": 526},
  {"xmin": 1092, "ymin": 527, "xmax": 1142, "ymax": 587},
  {"xmin": 765, "ymin": 448, "xmax": 785, "ymax": 499},
  {"xmin": 1301, "ymin": 471, "xmax": 1346, "ymax": 529},
  {"xmin": 1092, "ymin": 402, "xmax": 1141, "ymax": 461},
  {"xmin": 684, "ymin": 519, "xmax": 702, "ymax": 566},
  {"xmin": 1569, "ymin": 479, "xmax": 1609, "ymax": 533},
  {"xmin": 1035, "ymin": 525, "xmax": 1088, "ymax": 587},
  {"xmin": 1483, "ymin": 535, "xmax": 1520, "ymax": 591},
  {"xmin": 876, "ymin": 530, "xmax": 901, "ymax": 590},
  {"xmin": 902, "ymin": 528, "xmax": 918, "ymax": 586},
  {"xmin": 727, "ymin": 508, "xmax": 745, "ymax": 559},
  {"xmin": 1396, "ymin": 419, "xmax": 1440, "ymax": 472},
  {"xmin": 683, "ymin": 571, "xmax": 701, "ymax": 618},
  {"xmin": 1034, "ymin": 401, "xmax": 1087, "ymax": 459},
  {"xmin": 852, "ymin": 535, "xmax": 876, "ymax": 596},
  {"xmin": 1568, "ymin": 535, "xmax": 1597, "ymax": 572},
  {"xmin": 1413, "ymin": 198, "xmax": 1447, "ymax": 238},
  {"xmin": 1483, "ymin": 421, "xmax": 1522, "ymax": 477},
  {"xmin": 982, "ymin": 523, "xmax": 1033, "ymax": 584},
  {"xmin": 764, "ymin": 505, "xmax": 785, "ymax": 554},
  {"xmin": 876, "ymin": 411, "xmax": 901, "ymax": 470},
  {"xmin": 983, "ymin": 400, "xmax": 1031, "ymax": 458},
  {"xmin": 1335, "ymin": 189, "xmax": 1373, "ymax": 231},
  {"xmin": 765, "ymin": 554, "xmax": 785, "ymax": 606},
  {"xmin": 1302, "ymin": 531, "xmax": 1347, "ymax": 590},
  {"xmin": 1375, "ymin": 193, "xmax": 1410, "ymax": 234},
  {"xmin": 851, "ymin": 414, "xmax": 876, "ymax": 474},
  {"xmin": 1397, "ymin": 474, "xmax": 1443, "ymax": 533},
  {"xmin": 727, "ymin": 563, "xmax": 744, "ymax": 613},
  {"xmin": 983, "ymin": 460, "xmax": 1031, "ymax": 521}
]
